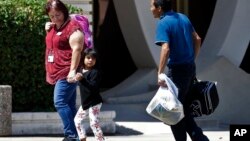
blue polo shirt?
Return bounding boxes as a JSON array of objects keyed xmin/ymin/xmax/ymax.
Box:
[{"xmin": 155, "ymin": 11, "xmax": 195, "ymax": 65}]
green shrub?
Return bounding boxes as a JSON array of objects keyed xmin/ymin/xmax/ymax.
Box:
[{"xmin": 0, "ymin": 0, "xmax": 83, "ymax": 112}]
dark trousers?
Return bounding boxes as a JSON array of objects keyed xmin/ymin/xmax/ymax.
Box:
[{"xmin": 167, "ymin": 63, "xmax": 205, "ymax": 141}]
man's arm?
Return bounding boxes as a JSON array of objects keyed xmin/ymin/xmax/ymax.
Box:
[
  {"xmin": 158, "ymin": 43, "xmax": 170, "ymax": 86},
  {"xmin": 158, "ymin": 43, "xmax": 170, "ymax": 75},
  {"xmin": 192, "ymin": 31, "xmax": 201, "ymax": 59},
  {"xmin": 67, "ymin": 30, "xmax": 84, "ymax": 82}
]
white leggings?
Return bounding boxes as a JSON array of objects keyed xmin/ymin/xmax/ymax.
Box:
[{"xmin": 74, "ymin": 103, "xmax": 105, "ymax": 141}]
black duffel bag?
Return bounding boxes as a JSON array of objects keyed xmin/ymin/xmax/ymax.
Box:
[{"xmin": 188, "ymin": 78, "xmax": 219, "ymax": 117}]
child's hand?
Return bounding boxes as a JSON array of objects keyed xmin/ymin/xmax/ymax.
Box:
[
  {"xmin": 74, "ymin": 69, "xmax": 88, "ymax": 81},
  {"xmin": 75, "ymin": 73, "xmax": 83, "ymax": 81}
]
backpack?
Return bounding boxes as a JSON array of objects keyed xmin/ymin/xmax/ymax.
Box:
[
  {"xmin": 188, "ymin": 78, "xmax": 219, "ymax": 117},
  {"xmin": 70, "ymin": 14, "xmax": 93, "ymax": 48}
]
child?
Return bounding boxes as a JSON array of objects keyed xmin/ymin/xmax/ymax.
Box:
[{"xmin": 74, "ymin": 48, "xmax": 105, "ymax": 141}]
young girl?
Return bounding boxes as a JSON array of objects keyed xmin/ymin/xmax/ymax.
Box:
[{"xmin": 74, "ymin": 48, "xmax": 105, "ymax": 141}]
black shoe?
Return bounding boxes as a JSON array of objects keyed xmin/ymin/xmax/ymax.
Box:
[
  {"xmin": 62, "ymin": 137, "xmax": 68, "ymax": 141},
  {"xmin": 192, "ymin": 134, "xmax": 209, "ymax": 141},
  {"xmin": 62, "ymin": 137, "xmax": 78, "ymax": 141}
]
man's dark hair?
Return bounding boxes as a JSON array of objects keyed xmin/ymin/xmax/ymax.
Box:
[{"xmin": 153, "ymin": 0, "xmax": 172, "ymax": 12}]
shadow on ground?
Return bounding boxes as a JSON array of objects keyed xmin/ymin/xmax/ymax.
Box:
[{"xmin": 115, "ymin": 124, "xmax": 143, "ymax": 136}]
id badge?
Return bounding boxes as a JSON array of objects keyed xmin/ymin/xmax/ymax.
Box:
[
  {"xmin": 48, "ymin": 54, "xmax": 54, "ymax": 63},
  {"xmin": 56, "ymin": 32, "xmax": 62, "ymax": 36}
]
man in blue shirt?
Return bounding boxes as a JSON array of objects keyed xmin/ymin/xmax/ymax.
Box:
[{"xmin": 150, "ymin": 0, "xmax": 209, "ymax": 141}]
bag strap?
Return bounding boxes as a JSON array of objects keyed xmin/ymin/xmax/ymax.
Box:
[{"xmin": 193, "ymin": 77, "xmax": 198, "ymax": 83}]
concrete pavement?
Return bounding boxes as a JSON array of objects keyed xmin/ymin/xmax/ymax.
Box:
[
  {"xmin": 0, "ymin": 121, "xmax": 230, "ymax": 141},
  {"xmin": 0, "ymin": 132, "xmax": 230, "ymax": 141}
]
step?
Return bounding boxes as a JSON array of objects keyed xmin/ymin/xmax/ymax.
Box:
[{"xmin": 12, "ymin": 111, "xmax": 116, "ymax": 135}]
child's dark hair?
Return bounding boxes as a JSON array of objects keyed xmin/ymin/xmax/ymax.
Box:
[
  {"xmin": 83, "ymin": 48, "xmax": 97, "ymax": 58},
  {"xmin": 80, "ymin": 48, "xmax": 99, "ymax": 69}
]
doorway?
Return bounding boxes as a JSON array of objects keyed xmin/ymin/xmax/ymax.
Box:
[{"xmin": 93, "ymin": 0, "xmax": 137, "ymax": 90}]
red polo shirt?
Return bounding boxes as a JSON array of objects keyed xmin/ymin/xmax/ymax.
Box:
[{"xmin": 45, "ymin": 19, "xmax": 81, "ymax": 84}]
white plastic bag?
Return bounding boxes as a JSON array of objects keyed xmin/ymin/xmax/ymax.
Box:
[{"xmin": 146, "ymin": 74, "xmax": 184, "ymax": 125}]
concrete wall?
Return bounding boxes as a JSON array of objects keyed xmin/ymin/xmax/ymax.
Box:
[
  {"xmin": 0, "ymin": 85, "xmax": 12, "ymax": 136},
  {"xmin": 196, "ymin": 0, "xmax": 250, "ymax": 124},
  {"xmin": 62, "ymin": 0, "xmax": 93, "ymax": 30},
  {"xmin": 112, "ymin": 0, "xmax": 157, "ymax": 68},
  {"xmin": 104, "ymin": 0, "xmax": 250, "ymax": 125}
]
